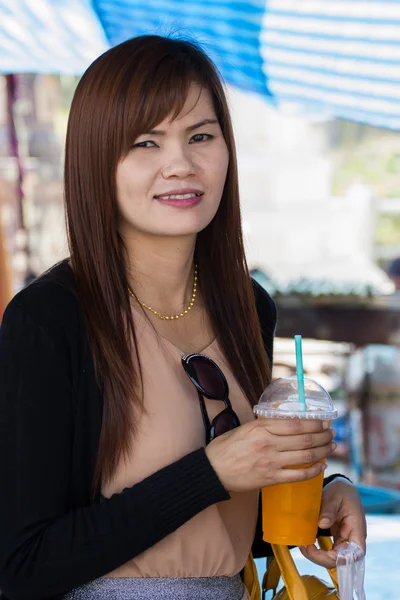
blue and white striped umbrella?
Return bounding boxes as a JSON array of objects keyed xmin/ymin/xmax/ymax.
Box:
[
  {"xmin": 1, "ymin": 0, "xmax": 400, "ymax": 129},
  {"xmin": 261, "ymin": 0, "xmax": 400, "ymax": 130},
  {"xmin": 0, "ymin": 0, "xmax": 109, "ymax": 74},
  {"xmin": 93, "ymin": 0, "xmax": 269, "ymax": 96}
]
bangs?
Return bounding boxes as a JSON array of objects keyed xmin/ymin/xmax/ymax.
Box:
[{"xmin": 120, "ymin": 52, "xmax": 214, "ymax": 153}]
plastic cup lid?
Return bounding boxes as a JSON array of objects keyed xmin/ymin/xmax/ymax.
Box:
[{"xmin": 254, "ymin": 377, "xmax": 338, "ymax": 420}]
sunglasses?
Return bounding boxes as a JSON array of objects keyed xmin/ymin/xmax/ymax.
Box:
[{"xmin": 181, "ymin": 353, "xmax": 241, "ymax": 445}]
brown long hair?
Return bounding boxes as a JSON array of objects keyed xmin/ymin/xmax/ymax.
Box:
[{"xmin": 64, "ymin": 35, "xmax": 271, "ymax": 492}]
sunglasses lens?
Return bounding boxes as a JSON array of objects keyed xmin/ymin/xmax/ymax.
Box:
[
  {"xmin": 189, "ymin": 357, "xmax": 226, "ymax": 399},
  {"xmin": 213, "ymin": 410, "xmax": 240, "ymax": 438}
]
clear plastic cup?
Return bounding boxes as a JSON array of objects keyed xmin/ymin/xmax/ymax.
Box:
[{"xmin": 254, "ymin": 376, "xmax": 337, "ymax": 546}]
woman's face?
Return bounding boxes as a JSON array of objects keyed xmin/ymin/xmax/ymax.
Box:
[{"xmin": 116, "ymin": 84, "xmax": 229, "ymax": 239}]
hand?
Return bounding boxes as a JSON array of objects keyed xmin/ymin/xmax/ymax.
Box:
[
  {"xmin": 299, "ymin": 477, "xmax": 367, "ymax": 569},
  {"xmin": 205, "ymin": 418, "xmax": 335, "ymax": 493}
]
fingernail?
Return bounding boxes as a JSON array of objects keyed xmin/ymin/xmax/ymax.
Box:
[
  {"xmin": 331, "ymin": 429, "xmax": 337, "ymax": 438},
  {"xmin": 321, "ymin": 463, "xmax": 328, "ymax": 470},
  {"xmin": 323, "ymin": 421, "xmax": 330, "ymax": 430},
  {"xmin": 319, "ymin": 517, "xmax": 331, "ymax": 526},
  {"xmin": 331, "ymin": 442, "xmax": 337, "ymax": 451}
]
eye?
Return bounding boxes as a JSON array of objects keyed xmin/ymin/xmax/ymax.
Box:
[
  {"xmin": 190, "ymin": 133, "xmax": 213, "ymax": 144},
  {"xmin": 132, "ymin": 140, "xmax": 158, "ymax": 149}
]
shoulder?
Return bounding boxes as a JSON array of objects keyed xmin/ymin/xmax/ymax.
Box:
[
  {"xmin": 2, "ymin": 261, "xmax": 81, "ymax": 339},
  {"xmin": 251, "ymin": 277, "xmax": 277, "ymax": 331}
]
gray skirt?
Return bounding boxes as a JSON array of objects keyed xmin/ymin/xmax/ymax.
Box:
[{"xmin": 63, "ymin": 574, "xmax": 245, "ymax": 599}]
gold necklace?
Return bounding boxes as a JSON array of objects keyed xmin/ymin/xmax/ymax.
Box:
[{"xmin": 128, "ymin": 264, "xmax": 198, "ymax": 321}]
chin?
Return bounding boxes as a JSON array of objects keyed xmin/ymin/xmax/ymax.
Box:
[
  {"xmin": 154, "ymin": 214, "xmax": 215, "ymax": 237},
  {"xmin": 156, "ymin": 225, "xmax": 206, "ymax": 238}
]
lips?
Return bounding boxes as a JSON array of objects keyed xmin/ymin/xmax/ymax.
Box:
[
  {"xmin": 154, "ymin": 189, "xmax": 204, "ymax": 209},
  {"xmin": 154, "ymin": 188, "xmax": 204, "ymax": 200},
  {"xmin": 157, "ymin": 193, "xmax": 201, "ymax": 200}
]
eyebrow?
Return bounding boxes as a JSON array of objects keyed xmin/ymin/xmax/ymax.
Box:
[{"xmin": 142, "ymin": 119, "xmax": 219, "ymax": 136}]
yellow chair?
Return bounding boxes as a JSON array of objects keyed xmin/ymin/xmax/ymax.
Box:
[{"xmin": 244, "ymin": 538, "xmax": 339, "ymax": 600}]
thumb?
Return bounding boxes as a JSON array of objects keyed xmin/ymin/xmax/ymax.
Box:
[{"xmin": 319, "ymin": 497, "xmax": 340, "ymax": 529}]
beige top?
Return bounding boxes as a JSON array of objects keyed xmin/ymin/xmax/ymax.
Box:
[{"xmin": 102, "ymin": 309, "xmax": 259, "ymax": 579}]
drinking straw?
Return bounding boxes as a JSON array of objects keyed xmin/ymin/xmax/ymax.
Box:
[{"xmin": 294, "ymin": 335, "xmax": 307, "ymax": 411}]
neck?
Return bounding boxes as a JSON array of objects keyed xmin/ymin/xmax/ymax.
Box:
[{"xmin": 124, "ymin": 231, "xmax": 197, "ymax": 314}]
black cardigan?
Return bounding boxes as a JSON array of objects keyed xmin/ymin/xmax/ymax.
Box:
[{"xmin": 0, "ymin": 261, "xmax": 339, "ymax": 600}]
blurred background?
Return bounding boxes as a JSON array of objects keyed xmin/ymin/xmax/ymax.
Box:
[{"xmin": 1, "ymin": 1, "xmax": 400, "ymax": 596}]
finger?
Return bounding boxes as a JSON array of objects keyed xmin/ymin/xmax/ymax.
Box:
[
  {"xmin": 340, "ymin": 515, "xmax": 367, "ymax": 554},
  {"xmin": 261, "ymin": 418, "xmax": 329, "ymax": 436},
  {"xmin": 272, "ymin": 429, "xmax": 335, "ymax": 452},
  {"xmin": 277, "ymin": 443, "xmax": 335, "ymax": 468},
  {"xmin": 318, "ymin": 494, "xmax": 342, "ymax": 529},
  {"xmin": 299, "ymin": 545, "xmax": 337, "ymax": 569},
  {"xmin": 275, "ymin": 461, "xmax": 327, "ymax": 484}
]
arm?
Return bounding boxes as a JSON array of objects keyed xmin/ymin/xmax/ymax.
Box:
[{"xmin": 0, "ymin": 302, "xmax": 229, "ymax": 600}]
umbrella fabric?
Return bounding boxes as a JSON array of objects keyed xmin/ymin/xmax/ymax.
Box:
[
  {"xmin": 1, "ymin": 0, "xmax": 400, "ymax": 128},
  {"xmin": 92, "ymin": 0, "xmax": 270, "ymax": 97},
  {"xmin": 0, "ymin": 0, "xmax": 108, "ymax": 74},
  {"xmin": 261, "ymin": 0, "xmax": 400, "ymax": 129}
]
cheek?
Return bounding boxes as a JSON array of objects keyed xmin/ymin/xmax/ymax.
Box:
[
  {"xmin": 116, "ymin": 162, "xmax": 131, "ymax": 200},
  {"xmin": 116, "ymin": 169, "xmax": 141, "ymax": 226},
  {"xmin": 214, "ymin": 147, "xmax": 229, "ymax": 189},
  {"xmin": 116, "ymin": 161, "xmax": 147, "ymax": 207},
  {"xmin": 199, "ymin": 144, "xmax": 229, "ymax": 189}
]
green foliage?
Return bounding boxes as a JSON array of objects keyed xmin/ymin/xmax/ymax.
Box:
[
  {"xmin": 376, "ymin": 214, "xmax": 400, "ymax": 246},
  {"xmin": 250, "ymin": 270, "xmax": 379, "ymax": 299},
  {"xmin": 332, "ymin": 124, "xmax": 400, "ymax": 198}
]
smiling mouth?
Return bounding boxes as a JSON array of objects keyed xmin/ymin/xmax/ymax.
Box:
[{"xmin": 154, "ymin": 192, "xmax": 203, "ymax": 200}]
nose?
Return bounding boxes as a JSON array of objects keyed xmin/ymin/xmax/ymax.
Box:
[{"xmin": 161, "ymin": 145, "xmax": 196, "ymax": 180}]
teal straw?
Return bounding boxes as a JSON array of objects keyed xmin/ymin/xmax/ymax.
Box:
[{"xmin": 294, "ymin": 335, "xmax": 307, "ymax": 412}]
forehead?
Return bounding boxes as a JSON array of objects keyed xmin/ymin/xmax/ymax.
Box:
[{"xmin": 160, "ymin": 84, "xmax": 216, "ymax": 128}]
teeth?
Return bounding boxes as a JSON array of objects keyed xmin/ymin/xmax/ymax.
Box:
[{"xmin": 159, "ymin": 193, "xmax": 200, "ymax": 200}]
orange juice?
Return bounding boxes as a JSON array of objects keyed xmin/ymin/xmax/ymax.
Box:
[
  {"xmin": 254, "ymin": 376, "xmax": 337, "ymax": 548},
  {"xmin": 261, "ymin": 462, "xmax": 325, "ymax": 546}
]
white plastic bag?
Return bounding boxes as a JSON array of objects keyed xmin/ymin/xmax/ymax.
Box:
[{"xmin": 336, "ymin": 542, "xmax": 366, "ymax": 600}]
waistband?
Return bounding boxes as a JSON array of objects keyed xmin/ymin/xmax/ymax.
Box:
[{"xmin": 63, "ymin": 574, "xmax": 245, "ymax": 600}]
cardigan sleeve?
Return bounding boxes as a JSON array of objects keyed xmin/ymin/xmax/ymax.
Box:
[{"xmin": 0, "ymin": 301, "xmax": 229, "ymax": 600}]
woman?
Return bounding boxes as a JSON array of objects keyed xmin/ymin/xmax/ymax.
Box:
[{"xmin": 0, "ymin": 36, "xmax": 366, "ymax": 600}]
